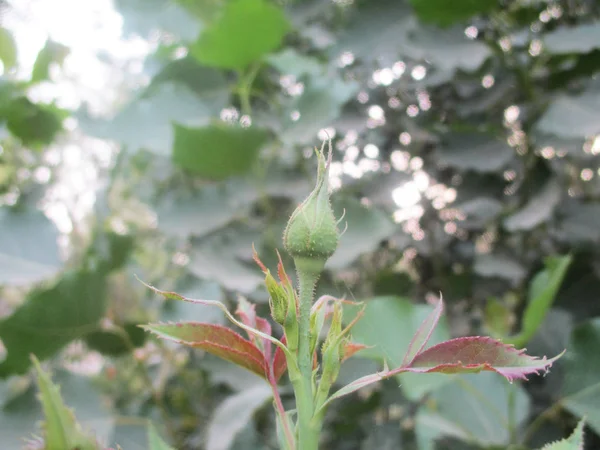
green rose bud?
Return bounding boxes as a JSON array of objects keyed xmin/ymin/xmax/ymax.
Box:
[
  {"xmin": 283, "ymin": 139, "xmax": 339, "ymax": 275},
  {"xmin": 265, "ymin": 271, "xmax": 288, "ymax": 325}
]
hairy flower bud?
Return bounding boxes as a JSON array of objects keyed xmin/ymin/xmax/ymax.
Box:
[
  {"xmin": 283, "ymin": 140, "xmax": 339, "ymax": 273},
  {"xmin": 265, "ymin": 271, "xmax": 288, "ymax": 325}
]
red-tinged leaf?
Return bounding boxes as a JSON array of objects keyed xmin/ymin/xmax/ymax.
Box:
[
  {"xmin": 342, "ymin": 341, "xmax": 370, "ymax": 362},
  {"xmin": 273, "ymin": 335, "xmax": 288, "ymax": 382},
  {"xmin": 401, "ymin": 297, "xmax": 444, "ymax": 366},
  {"xmin": 406, "ymin": 336, "xmax": 564, "ymax": 382},
  {"xmin": 143, "ymin": 322, "xmax": 267, "ymax": 378},
  {"xmin": 276, "ymin": 249, "xmax": 292, "ymax": 286},
  {"xmin": 236, "ymin": 297, "xmax": 272, "ymax": 361},
  {"xmin": 251, "ymin": 244, "xmax": 268, "ymax": 273},
  {"xmin": 318, "ymin": 371, "xmax": 387, "ymax": 411}
]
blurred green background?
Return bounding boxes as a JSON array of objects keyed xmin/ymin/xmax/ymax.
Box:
[{"xmin": 0, "ymin": 0, "xmax": 599, "ymax": 448}]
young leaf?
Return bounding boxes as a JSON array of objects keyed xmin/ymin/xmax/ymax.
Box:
[
  {"xmin": 143, "ymin": 322, "xmax": 267, "ymax": 378},
  {"xmin": 406, "ymin": 336, "xmax": 564, "ymax": 382},
  {"xmin": 542, "ymin": 419, "xmax": 585, "ymax": 450},
  {"xmin": 506, "ymin": 255, "xmax": 572, "ymax": 347},
  {"xmin": 272, "ymin": 336, "xmax": 288, "ymax": 382},
  {"xmin": 401, "ymin": 297, "xmax": 444, "ymax": 366},
  {"xmin": 31, "ymin": 356, "xmax": 100, "ymax": 450},
  {"xmin": 148, "ymin": 422, "xmax": 175, "ymax": 450}
]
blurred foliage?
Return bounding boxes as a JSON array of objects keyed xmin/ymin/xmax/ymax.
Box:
[{"xmin": 0, "ymin": 0, "xmax": 600, "ymax": 448}]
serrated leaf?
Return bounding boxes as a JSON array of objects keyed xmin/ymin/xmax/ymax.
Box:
[
  {"xmin": 506, "ymin": 255, "xmax": 572, "ymax": 347},
  {"xmin": 402, "ymin": 298, "xmax": 443, "ymax": 366},
  {"xmin": 206, "ymin": 384, "xmax": 272, "ymax": 450},
  {"xmin": 410, "ymin": 0, "xmax": 498, "ymax": 27},
  {"xmin": 190, "ymin": 0, "xmax": 290, "ymax": 69},
  {"xmin": 0, "ymin": 28, "xmax": 17, "ymax": 70},
  {"xmin": 172, "ymin": 123, "xmax": 270, "ymax": 179},
  {"xmin": 148, "ymin": 423, "xmax": 175, "ymax": 450},
  {"xmin": 542, "ymin": 419, "xmax": 585, "ymax": 450},
  {"xmin": 543, "ymin": 22, "xmax": 600, "ymax": 55},
  {"xmin": 562, "ymin": 318, "xmax": 600, "ymax": 435},
  {"xmin": 406, "ymin": 336, "xmax": 563, "ymax": 381},
  {"xmin": 31, "ymin": 40, "xmax": 69, "ymax": 83},
  {"xmin": 0, "ymin": 270, "xmax": 107, "ymax": 376},
  {"xmin": 503, "ymin": 180, "xmax": 561, "ymax": 231},
  {"xmin": 31, "ymin": 356, "xmax": 99, "ymax": 450},
  {"xmin": 143, "ymin": 322, "xmax": 267, "ymax": 378},
  {"xmin": 0, "ymin": 208, "xmax": 61, "ymax": 286}
]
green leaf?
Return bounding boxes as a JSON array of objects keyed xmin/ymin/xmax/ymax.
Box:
[
  {"xmin": 556, "ymin": 202, "xmax": 600, "ymax": 244},
  {"xmin": 281, "ymin": 76, "xmax": 358, "ymax": 146},
  {"xmin": 172, "ymin": 123, "xmax": 270, "ymax": 179},
  {"xmin": 206, "ymin": 384, "xmax": 272, "ymax": 450},
  {"xmin": 561, "ymin": 318, "xmax": 600, "ymax": 435},
  {"xmin": 537, "ymin": 87, "xmax": 600, "ymax": 139},
  {"xmin": 148, "ymin": 423, "xmax": 175, "ymax": 450},
  {"xmin": 31, "ymin": 40, "xmax": 69, "ymax": 83},
  {"xmin": 543, "ymin": 22, "xmax": 600, "ymax": 55},
  {"xmin": 1, "ymin": 97, "xmax": 65, "ymax": 148},
  {"xmin": 84, "ymin": 323, "xmax": 146, "ymax": 356},
  {"xmin": 267, "ymin": 48, "xmax": 323, "ymax": 78},
  {"xmin": 190, "ymin": 0, "xmax": 290, "ymax": 70},
  {"xmin": 31, "ymin": 356, "xmax": 100, "ymax": 450},
  {"xmin": 0, "ymin": 270, "xmax": 107, "ymax": 376},
  {"xmin": 503, "ymin": 180, "xmax": 561, "ymax": 231},
  {"xmin": 80, "ymin": 83, "xmax": 219, "ymax": 155},
  {"xmin": 0, "ymin": 28, "xmax": 17, "ymax": 70},
  {"xmin": 0, "ymin": 208, "xmax": 61, "ymax": 286},
  {"xmin": 188, "ymin": 225, "xmax": 264, "ymax": 294},
  {"xmin": 346, "ymin": 296, "xmax": 451, "ymax": 400},
  {"xmin": 437, "ymin": 133, "xmax": 514, "ymax": 173},
  {"xmin": 327, "ymin": 197, "xmax": 395, "ymax": 270},
  {"xmin": 506, "ymin": 255, "xmax": 572, "ymax": 347},
  {"xmin": 415, "ymin": 372, "xmax": 530, "ymax": 449},
  {"xmin": 542, "ymin": 419, "xmax": 585, "ymax": 450},
  {"xmin": 114, "ymin": 0, "xmax": 201, "ymax": 41},
  {"xmin": 474, "ymin": 253, "xmax": 526, "ymax": 284},
  {"xmin": 410, "ymin": 0, "xmax": 498, "ymax": 27}
]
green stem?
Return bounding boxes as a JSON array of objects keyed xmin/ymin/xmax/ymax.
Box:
[{"xmin": 295, "ymin": 266, "xmax": 321, "ymax": 450}]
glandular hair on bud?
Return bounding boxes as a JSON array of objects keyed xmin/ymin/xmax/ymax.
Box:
[
  {"xmin": 283, "ymin": 140, "xmax": 339, "ymax": 270},
  {"xmin": 265, "ymin": 272, "xmax": 288, "ymax": 325}
]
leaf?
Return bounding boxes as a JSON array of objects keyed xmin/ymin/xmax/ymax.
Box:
[
  {"xmin": 148, "ymin": 423, "xmax": 175, "ymax": 450},
  {"xmin": 457, "ymin": 197, "xmax": 503, "ymax": 229},
  {"xmin": 84, "ymin": 323, "xmax": 146, "ymax": 356},
  {"xmin": 506, "ymin": 255, "xmax": 572, "ymax": 347},
  {"xmin": 436, "ymin": 133, "xmax": 514, "ymax": 173},
  {"xmin": 474, "ymin": 253, "xmax": 526, "ymax": 283},
  {"xmin": 267, "ymin": 48, "xmax": 323, "ymax": 78},
  {"xmin": 402, "ymin": 298, "xmax": 444, "ymax": 366},
  {"xmin": 406, "ymin": 336, "xmax": 563, "ymax": 382},
  {"xmin": 561, "ymin": 318, "xmax": 600, "ymax": 435},
  {"xmin": 114, "ymin": 0, "xmax": 201, "ymax": 41},
  {"xmin": 415, "ymin": 372, "xmax": 530, "ymax": 448},
  {"xmin": 537, "ymin": 87, "xmax": 600, "ymax": 139},
  {"xmin": 31, "ymin": 356, "xmax": 100, "ymax": 450},
  {"xmin": 155, "ymin": 180, "xmax": 258, "ymax": 238},
  {"xmin": 206, "ymin": 384, "xmax": 272, "ymax": 450},
  {"xmin": 346, "ymin": 296, "xmax": 451, "ymax": 400},
  {"xmin": 80, "ymin": 83, "xmax": 219, "ymax": 155},
  {"xmin": 0, "ymin": 28, "xmax": 17, "ymax": 70},
  {"xmin": 0, "ymin": 270, "xmax": 107, "ymax": 377},
  {"xmin": 1, "ymin": 97, "xmax": 65, "ymax": 148},
  {"xmin": 326, "ymin": 197, "xmax": 396, "ymax": 270},
  {"xmin": 280, "ymin": 76, "xmax": 358, "ymax": 146},
  {"xmin": 190, "ymin": 0, "xmax": 290, "ymax": 70},
  {"xmin": 172, "ymin": 123, "xmax": 270, "ymax": 179},
  {"xmin": 542, "ymin": 419, "xmax": 585, "ymax": 450},
  {"xmin": 187, "ymin": 226, "xmax": 264, "ymax": 294},
  {"xmin": 543, "ymin": 22, "xmax": 600, "ymax": 55},
  {"xmin": 556, "ymin": 202, "xmax": 600, "ymax": 244},
  {"xmin": 503, "ymin": 180, "xmax": 562, "ymax": 231},
  {"xmin": 31, "ymin": 39, "xmax": 69, "ymax": 83},
  {"xmin": 409, "ymin": 0, "xmax": 498, "ymax": 27},
  {"xmin": 0, "ymin": 208, "xmax": 61, "ymax": 286},
  {"xmin": 143, "ymin": 322, "xmax": 267, "ymax": 378}
]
